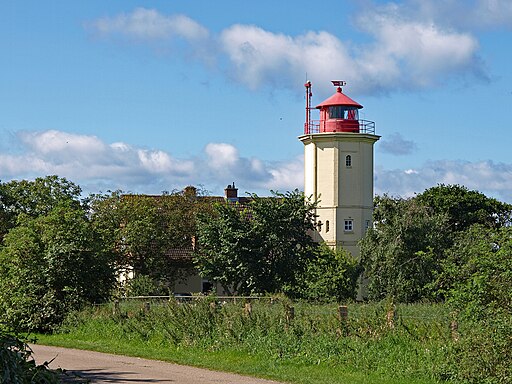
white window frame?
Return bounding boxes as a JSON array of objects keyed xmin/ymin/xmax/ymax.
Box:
[{"xmin": 344, "ymin": 219, "xmax": 354, "ymax": 232}]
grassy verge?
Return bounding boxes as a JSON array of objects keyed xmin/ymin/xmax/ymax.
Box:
[{"xmin": 34, "ymin": 300, "xmax": 455, "ymax": 384}]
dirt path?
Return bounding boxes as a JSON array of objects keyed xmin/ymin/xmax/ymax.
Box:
[{"xmin": 30, "ymin": 344, "xmax": 283, "ymax": 384}]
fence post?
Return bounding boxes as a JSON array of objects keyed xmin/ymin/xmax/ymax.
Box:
[
  {"xmin": 337, "ymin": 305, "xmax": 349, "ymax": 336},
  {"xmin": 386, "ymin": 304, "xmax": 396, "ymax": 329},
  {"xmin": 113, "ymin": 299, "xmax": 120, "ymax": 316},
  {"xmin": 338, "ymin": 305, "xmax": 348, "ymax": 322},
  {"xmin": 285, "ymin": 305, "xmax": 295, "ymax": 329},
  {"xmin": 143, "ymin": 301, "xmax": 150, "ymax": 314},
  {"xmin": 450, "ymin": 312, "xmax": 460, "ymax": 342},
  {"xmin": 244, "ymin": 302, "xmax": 252, "ymax": 317}
]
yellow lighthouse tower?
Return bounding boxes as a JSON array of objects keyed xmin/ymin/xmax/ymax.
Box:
[{"xmin": 299, "ymin": 81, "xmax": 380, "ymax": 257}]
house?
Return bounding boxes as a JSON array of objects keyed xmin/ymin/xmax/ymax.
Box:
[{"xmin": 119, "ymin": 182, "xmax": 252, "ymax": 295}]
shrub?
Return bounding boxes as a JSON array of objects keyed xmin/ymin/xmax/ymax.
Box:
[{"xmin": 0, "ymin": 330, "xmax": 59, "ymax": 384}]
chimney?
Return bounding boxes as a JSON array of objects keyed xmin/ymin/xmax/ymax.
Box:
[{"xmin": 224, "ymin": 182, "xmax": 239, "ymax": 202}]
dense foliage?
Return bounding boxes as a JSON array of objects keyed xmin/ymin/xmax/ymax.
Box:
[
  {"xmin": 0, "ymin": 204, "xmax": 115, "ymax": 332},
  {"xmin": 360, "ymin": 196, "xmax": 450, "ymax": 302},
  {"xmin": 442, "ymin": 225, "xmax": 512, "ymax": 383},
  {"xmin": 0, "ymin": 176, "xmax": 116, "ymax": 332},
  {"xmin": 89, "ymin": 187, "xmax": 212, "ymax": 293},
  {"xmin": 0, "ymin": 330, "xmax": 59, "ymax": 384},
  {"xmin": 1, "ymin": 175, "xmax": 511, "ymax": 383},
  {"xmin": 194, "ymin": 190, "xmax": 318, "ymax": 295},
  {"xmin": 360, "ymin": 184, "xmax": 512, "ymax": 383},
  {"xmin": 0, "ymin": 175, "xmax": 82, "ymax": 240},
  {"xmin": 361, "ymin": 184, "xmax": 512, "ymax": 302},
  {"xmin": 416, "ymin": 184, "xmax": 512, "ymax": 232},
  {"xmin": 294, "ymin": 243, "xmax": 361, "ymax": 302}
]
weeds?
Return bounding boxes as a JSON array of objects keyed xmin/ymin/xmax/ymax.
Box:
[{"xmin": 52, "ymin": 299, "xmax": 455, "ymax": 383}]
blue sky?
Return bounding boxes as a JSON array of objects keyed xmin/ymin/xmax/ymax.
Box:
[{"xmin": 1, "ymin": 1, "xmax": 512, "ymax": 202}]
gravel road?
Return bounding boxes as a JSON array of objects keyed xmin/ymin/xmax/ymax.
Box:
[{"xmin": 30, "ymin": 344, "xmax": 284, "ymax": 384}]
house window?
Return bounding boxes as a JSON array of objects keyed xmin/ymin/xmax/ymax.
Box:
[
  {"xmin": 344, "ymin": 219, "xmax": 353, "ymax": 232},
  {"xmin": 202, "ymin": 280, "xmax": 213, "ymax": 294},
  {"xmin": 345, "ymin": 155, "xmax": 352, "ymax": 167},
  {"xmin": 325, "ymin": 220, "xmax": 330, "ymax": 233}
]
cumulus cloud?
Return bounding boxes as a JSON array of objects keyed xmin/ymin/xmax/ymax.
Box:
[
  {"xmin": 0, "ymin": 130, "xmax": 298, "ymax": 196},
  {"xmin": 354, "ymin": 3, "xmax": 488, "ymax": 92},
  {"xmin": 408, "ymin": 0, "xmax": 512, "ymax": 30},
  {"xmin": 376, "ymin": 159, "xmax": 512, "ymax": 202},
  {"xmin": 87, "ymin": 8, "xmax": 209, "ymax": 41},
  {"xmin": 85, "ymin": 2, "xmax": 497, "ymax": 96},
  {"xmin": 2, "ymin": 130, "xmax": 512, "ymax": 202},
  {"xmin": 379, "ymin": 132, "xmax": 418, "ymax": 155}
]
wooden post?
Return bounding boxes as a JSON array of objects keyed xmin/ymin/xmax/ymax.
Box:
[
  {"xmin": 337, "ymin": 305, "xmax": 349, "ymax": 336},
  {"xmin": 143, "ymin": 301, "xmax": 150, "ymax": 314},
  {"xmin": 244, "ymin": 302, "xmax": 252, "ymax": 317},
  {"xmin": 338, "ymin": 305, "xmax": 348, "ymax": 322},
  {"xmin": 285, "ymin": 305, "xmax": 295, "ymax": 328},
  {"xmin": 450, "ymin": 312, "xmax": 459, "ymax": 342},
  {"xmin": 209, "ymin": 301, "xmax": 217, "ymax": 314},
  {"xmin": 113, "ymin": 300, "xmax": 120, "ymax": 316},
  {"xmin": 386, "ymin": 305, "xmax": 396, "ymax": 329}
]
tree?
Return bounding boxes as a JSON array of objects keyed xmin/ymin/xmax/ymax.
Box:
[
  {"xmin": 0, "ymin": 175, "xmax": 83, "ymax": 240},
  {"xmin": 89, "ymin": 187, "xmax": 212, "ymax": 291},
  {"xmin": 194, "ymin": 190, "xmax": 317, "ymax": 295},
  {"xmin": 0, "ymin": 204, "xmax": 115, "ymax": 332},
  {"xmin": 442, "ymin": 225, "xmax": 512, "ymax": 383},
  {"xmin": 416, "ymin": 184, "xmax": 512, "ymax": 232},
  {"xmin": 294, "ymin": 243, "xmax": 361, "ymax": 302},
  {"xmin": 360, "ymin": 186, "xmax": 512, "ymax": 303},
  {"xmin": 360, "ymin": 195, "xmax": 450, "ymax": 302}
]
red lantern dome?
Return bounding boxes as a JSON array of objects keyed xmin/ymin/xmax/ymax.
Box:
[{"xmin": 303, "ymin": 81, "xmax": 375, "ymax": 134}]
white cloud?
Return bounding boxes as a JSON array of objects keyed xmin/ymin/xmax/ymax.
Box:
[
  {"xmin": 86, "ymin": 5, "xmax": 489, "ymax": 96},
  {"xmin": 409, "ymin": 0, "xmax": 512, "ymax": 30},
  {"xmin": 356, "ymin": 5, "xmax": 483, "ymax": 91},
  {"xmin": 262, "ymin": 156, "xmax": 304, "ymax": 192},
  {"xmin": 204, "ymin": 142, "xmax": 239, "ymax": 170},
  {"xmin": 219, "ymin": 25, "xmax": 356, "ymax": 92},
  {"xmin": 87, "ymin": 8, "xmax": 209, "ymax": 41},
  {"xmin": 376, "ymin": 159, "xmax": 512, "ymax": 202},
  {"xmin": 0, "ymin": 130, "xmax": 290, "ymax": 196},
  {"xmin": 2, "ymin": 130, "xmax": 512, "ymax": 202}
]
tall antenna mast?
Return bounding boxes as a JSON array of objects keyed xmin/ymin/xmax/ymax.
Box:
[{"xmin": 304, "ymin": 80, "xmax": 312, "ymax": 134}]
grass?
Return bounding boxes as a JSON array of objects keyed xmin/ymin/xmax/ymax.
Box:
[{"xmin": 34, "ymin": 299, "xmax": 456, "ymax": 384}]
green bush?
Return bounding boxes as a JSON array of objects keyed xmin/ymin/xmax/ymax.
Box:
[
  {"xmin": 124, "ymin": 275, "xmax": 170, "ymax": 297},
  {"xmin": 0, "ymin": 205, "xmax": 115, "ymax": 332},
  {"xmin": 443, "ymin": 225, "xmax": 512, "ymax": 383},
  {"xmin": 292, "ymin": 243, "xmax": 361, "ymax": 302},
  {"xmin": 0, "ymin": 330, "xmax": 59, "ymax": 384}
]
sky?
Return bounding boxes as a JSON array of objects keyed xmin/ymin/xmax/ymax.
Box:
[{"xmin": 1, "ymin": 1, "xmax": 512, "ymax": 202}]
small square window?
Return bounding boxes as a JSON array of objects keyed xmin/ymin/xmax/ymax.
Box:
[{"xmin": 344, "ymin": 219, "xmax": 353, "ymax": 232}]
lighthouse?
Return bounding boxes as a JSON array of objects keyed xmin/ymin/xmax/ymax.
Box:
[{"xmin": 299, "ymin": 81, "xmax": 380, "ymax": 257}]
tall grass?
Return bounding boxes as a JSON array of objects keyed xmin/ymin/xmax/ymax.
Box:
[{"xmin": 40, "ymin": 299, "xmax": 456, "ymax": 384}]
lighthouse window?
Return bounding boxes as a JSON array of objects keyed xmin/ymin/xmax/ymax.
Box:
[
  {"xmin": 328, "ymin": 106, "xmax": 358, "ymax": 120},
  {"xmin": 344, "ymin": 219, "xmax": 354, "ymax": 232},
  {"xmin": 345, "ymin": 155, "xmax": 352, "ymax": 167},
  {"xmin": 325, "ymin": 220, "xmax": 330, "ymax": 233},
  {"xmin": 328, "ymin": 106, "xmax": 345, "ymax": 119}
]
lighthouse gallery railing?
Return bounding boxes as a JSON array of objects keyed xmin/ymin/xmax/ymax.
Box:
[{"xmin": 304, "ymin": 119, "xmax": 376, "ymax": 135}]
